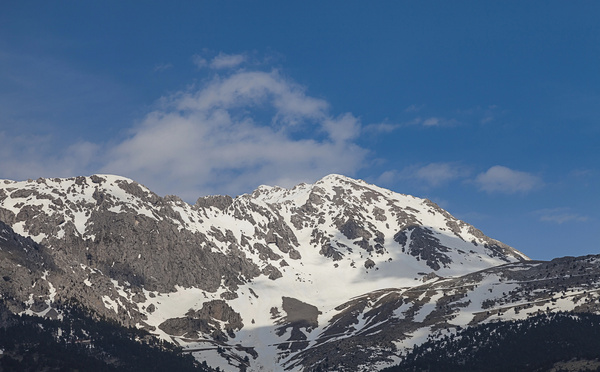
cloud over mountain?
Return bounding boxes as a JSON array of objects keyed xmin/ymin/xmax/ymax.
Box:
[
  {"xmin": 101, "ymin": 69, "xmax": 368, "ymax": 199},
  {"xmin": 475, "ymin": 165, "xmax": 542, "ymax": 194}
]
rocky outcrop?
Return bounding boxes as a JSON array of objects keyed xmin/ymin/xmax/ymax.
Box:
[
  {"xmin": 159, "ymin": 300, "xmax": 243, "ymax": 341},
  {"xmin": 284, "ymin": 255, "xmax": 600, "ymax": 371},
  {"xmin": 0, "ymin": 173, "xmax": 533, "ymax": 371}
]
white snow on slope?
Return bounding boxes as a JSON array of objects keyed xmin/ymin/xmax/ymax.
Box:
[{"xmin": 0, "ymin": 173, "xmax": 532, "ymax": 372}]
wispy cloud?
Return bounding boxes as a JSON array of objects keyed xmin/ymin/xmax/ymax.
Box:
[
  {"xmin": 153, "ymin": 62, "xmax": 173, "ymax": 72},
  {"xmin": 475, "ymin": 165, "xmax": 543, "ymax": 194},
  {"xmin": 404, "ymin": 104, "xmax": 425, "ymax": 112},
  {"xmin": 322, "ymin": 113, "xmax": 361, "ymax": 143},
  {"xmin": 101, "ymin": 69, "xmax": 367, "ymax": 199},
  {"xmin": 362, "ymin": 121, "xmax": 401, "ymax": 134},
  {"xmin": 376, "ymin": 162, "xmax": 469, "ymax": 188},
  {"xmin": 0, "ymin": 50, "xmax": 126, "ymax": 181},
  {"xmin": 536, "ymin": 208, "xmax": 588, "ymax": 224},
  {"xmin": 480, "ymin": 115, "xmax": 494, "ymax": 124},
  {"xmin": 0, "ymin": 50, "xmax": 132, "ymax": 137},
  {"xmin": 364, "ymin": 116, "xmax": 455, "ymax": 133},
  {"xmin": 376, "ymin": 170, "xmax": 399, "ymax": 186},
  {"xmin": 210, "ymin": 52, "xmax": 247, "ymax": 69},
  {"xmin": 413, "ymin": 162, "xmax": 470, "ymax": 186},
  {"xmin": 570, "ymin": 169, "xmax": 595, "ymax": 178},
  {"xmin": 192, "ymin": 52, "xmax": 247, "ymax": 70},
  {"xmin": 0, "ymin": 52, "xmax": 369, "ymax": 200},
  {"xmin": 409, "ymin": 116, "xmax": 458, "ymax": 128},
  {"xmin": 0, "ymin": 132, "xmax": 100, "ymax": 180},
  {"xmin": 399, "ymin": 105, "xmax": 501, "ymax": 129},
  {"xmin": 366, "ymin": 104, "xmax": 496, "ymax": 132},
  {"xmin": 192, "ymin": 54, "xmax": 208, "ymax": 69},
  {"xmin": 455, "ymin": 105, "xmax": 500, "ymax": 125},
  {"xmin": 422, "ymin": 117, "xmax": 441, "ymax": 127}
]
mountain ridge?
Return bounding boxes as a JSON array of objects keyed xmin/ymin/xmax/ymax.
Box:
[{"xmin": 3, "ymin": 173, "xmax": 587, "ymax": 371}]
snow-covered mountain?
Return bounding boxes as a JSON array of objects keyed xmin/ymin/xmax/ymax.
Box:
[{"xmin": 5, "ymin": 174, "xmax": 593, "ymax": 371}]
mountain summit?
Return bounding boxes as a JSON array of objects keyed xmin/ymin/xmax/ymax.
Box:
[{"xmin": 0, "ymin": 174, "xmax": 537, "ymax": 370}]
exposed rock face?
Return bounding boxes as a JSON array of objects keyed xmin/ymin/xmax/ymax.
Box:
[
  {"xmin": 286, "ymin": 255, "xmax": 600, "ymax": 371},
  {"xmin": 159, "ymin": 300, "xmax": 243, "ymax": 341},
  {"xmin": 278, "ymin": 297, "xmax": 321, "ymax": 332},
  {"xmin": 0, "ymin": 220, "xmax": 55, "ymax": 312},
  {"xmin": 0, "ymin": 174, "xmax": 536, "ymax": 371},
  {"xmin": 406, "ymin": 226, "xmax": 453, "ymax": 270}
]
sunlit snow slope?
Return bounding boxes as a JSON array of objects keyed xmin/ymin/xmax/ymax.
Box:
[{"xmin": 0, "ymin": 174, "xmax": 530, "ymax": 371}]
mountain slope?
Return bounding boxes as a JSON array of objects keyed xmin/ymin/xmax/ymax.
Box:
[
  {"xmin": 297, "ymin": 255, "xmax": 600, "ymax": 370},
  {"xmin": 0, "ymin": 174, "xmax": 533, "ymax": 371},
  {"xmin": 383, "ymin": 311, "xmax": 600, "ymax": 372},
  {"xmin": 0, "ymin": 300, "xmax": 214, "ymax": 372}
]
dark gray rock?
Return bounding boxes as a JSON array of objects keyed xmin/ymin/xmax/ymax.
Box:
[
  {"xmin": 276, "ymin": 297, "xmax": 322, "ymax": 342},
  {"xmin": 195, "ymin": 195, "xmax": 233, "ymax": 211},
  {"xmin": 0, "ymin": 174, "xmax": 535, "ymax": 372},
  {"xmin": 407, "ymin": 226, "xmax": 453, "ymax": 271}
]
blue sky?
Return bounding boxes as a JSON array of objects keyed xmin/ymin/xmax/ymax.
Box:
[{"xmin": 1, "ymin": 1, "xmax": 599, "ymax": 260}]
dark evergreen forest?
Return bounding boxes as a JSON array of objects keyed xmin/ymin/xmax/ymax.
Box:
[
  {"xmin": 5, "ymin": 298, "xmax": 600, "ymax": 371},
  {"xmin": 0, "ymin": 300, "xmax": 216, "ymax": 372},
  {"xmin": 383, "ymin": 312, "xmax": 600, "ymax": 372}
]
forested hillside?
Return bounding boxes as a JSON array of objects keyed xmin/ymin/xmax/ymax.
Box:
[
  {"xmin": 0, "ymin": 300, "xmax": 216, "ymax": 372},
  {"xmin": 384, "ymin": 312, "xmax": 600, "ymax": 372}
]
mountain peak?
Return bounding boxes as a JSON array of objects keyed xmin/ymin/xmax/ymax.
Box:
[
  {"xmin": 0, "ymin": 173, "xmax": 531, "ymax": 371},
  {"xmin": 317, "ymin": 173, "xmax": 357, "ymax": 183},
  {"xmin": 248, "ymin": 174, "xmax": 387, "ymax": 205}
]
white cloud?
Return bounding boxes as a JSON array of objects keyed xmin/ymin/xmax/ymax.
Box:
[
  {"xmin": 475, "ymin": 165, "xmax": 542, "ymax": 194},
  {"xmin": 376, "ymin": 170, "xmax": 399, "ymax": 186},
  {"xmin": 192, "ymin": 52, "xmax": 248, "ymax": 70},
  {"xmin": 363, "ymin": 121, "xmax": 401, "ymax": 134},
  {"xmin": 210, "ymin": 52, "xmax": 247, "ymax": 69},
  {"xmin": 364, "ymin": 116, "xmax": 454, "ymax": 132},
  {"xmin": 322, "ymin": 113, "xmax": 361, "ymax": 143},
  {"xmin": 101, "ymin": 69, "xmax": 367, "ymax": 200},
  {"xmin": 375, "ymin": 162, "xmax": 469, "ymax": 189},
  {"xmin": 153, "ymin": 63, "xmax": 173, "ymax": 72},
  {"xmin": 422, "ymin": 117, "xmax": 440, "ymax": 127},
  {"xmin": 0, "ymin": 132, "xmax": 100, "ymax": 180},
  {"xmin": 400, "ymin": 116, "xmax": 457, "ymax": 128},
  {"xmin": 480, "ymin": 115, "xmax": 494, "ymax": 124},
  {"xmin": 0, "ymin": 56, "xmax": 369, "ymax": 200},
  {"xmin": 413, "ymin": 162, "xmax": 469, "ymax": 187},
  {"xmin": 401, "ymin": 105, "xmax": 501, "ymax": 129},
  {"xmin": 192, "ymin": 54, "xmax": 208, "ymax": 69},
  {"xmin": 537, "ymin": 208, "xmax": 588, "ymax": 224},
  {"xmin": 421, "ymin": 116, "xmax": 459, "ymax": 127}
]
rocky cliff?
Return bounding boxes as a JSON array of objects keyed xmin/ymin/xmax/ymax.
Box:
[{"xmin": 2, "ymin": 174, "xmax": 575, "ymax": 371}]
